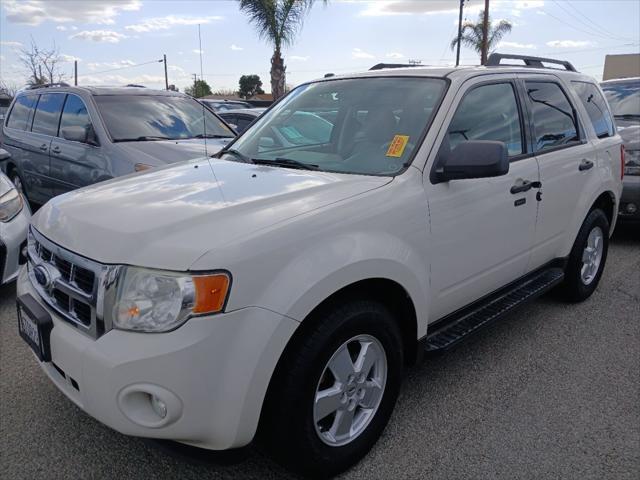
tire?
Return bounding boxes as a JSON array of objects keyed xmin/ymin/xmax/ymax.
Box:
[
  {"xmin": 559, "ymin": 208, "xmax": 610, "ymax": 302},
  {"xmin": 259, "ymin": 299, "xmax": 403, "ymax": 478}
]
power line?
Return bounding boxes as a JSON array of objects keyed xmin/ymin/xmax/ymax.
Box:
[
  {"xmin": 564, "ymin": 0, "xmax": 634, "ymax": 41},
  {"xmin": 87, "ymin": 59, "xmax": 164, "ymax": 76},
  {"xmin": 542, "ymin": 7, "xmax": 632, "ymax": 42},
  {"xmin": 550, "ymin": 0, "xmax": 632, "ymax": 42},
  {"xmin": 538, "ymin": 42, "xmax": 639, "ymax": 56}
]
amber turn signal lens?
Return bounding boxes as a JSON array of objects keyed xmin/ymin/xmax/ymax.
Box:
[
  {"xmin": 134, "ymin": 163, "xmax": 153, "ymax": 172},
  {"xmin": 192, "ymin": 274, "xmax": 230, "ymax": 314}
]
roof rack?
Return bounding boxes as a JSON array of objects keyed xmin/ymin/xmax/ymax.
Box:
[
  {"xmin": 26, "ymin": 82, "xmax": 71, "ymax": 90},
  {"xmin": 125, "ymin": 84, "xmax": 146, "ymax": 88},
  {"xmin": 487, "ymin": 53, "xmax": 577, "ymax": 72},
  {"xmin": 369, "ymin": 63, "xmax": 422, "ymax": 71}
]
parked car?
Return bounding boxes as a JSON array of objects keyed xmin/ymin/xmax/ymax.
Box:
[
  {"xmin": 1, "ymin": 84, "xmax": 236, "ymax": 207},
  {"xmin": 217, "ymin": 108, "xmax": 265, "ymax": 134},
  {"xmin": 601, "ymin": 77, "xmax": 640, "ymax": 223},
  {"xmin": 0, "ymin": 149, "xmax": 30, "ymax": 285},
  {"xmin": 16, "ymin": 54, "xmax": 623, "ymax": 478},
  {"xmin": 200, "ymin": 99, "xmax": 253, "ymax": 112}
]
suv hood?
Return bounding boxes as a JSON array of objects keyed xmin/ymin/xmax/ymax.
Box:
[
  {"xmin": 117, "ymin": 137, "xmax": 232, "ymax": 165},
  {"xmin": 33, "ymin": 158, "xmax": 391, "ymax": 270}
]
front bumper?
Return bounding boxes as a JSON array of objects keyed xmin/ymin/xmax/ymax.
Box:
[
  {"xmin": 0, "ymin": 205, "xmax": 29, "ymax": 284},
  {"xmin": 17, "ymin": 267, "xmax": 298, "ymax": 450},
  {"xmin": 619, "ymin": 176, "xmax": 640, "ymax": 222}
]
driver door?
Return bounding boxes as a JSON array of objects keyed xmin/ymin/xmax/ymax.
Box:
[{"xmin": 426, "ymin": 76, "xmax": 540, "ymax": 320}]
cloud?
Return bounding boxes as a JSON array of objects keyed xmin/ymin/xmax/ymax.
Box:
[
  {"xmin": 352, "ymin": 48, "xmax": 374, "ymax": 59},
  {"xmin": 87, "ymin": 60, "xmax": 136, "ymax": 70},
  {"xmin": 70, "ymin": 30, "xmax": 126, "ymax": 43},
  {"xmin": 498, "ymin": 41, "xmax": 536, "ymax": 50},
  {"xmin": 230, "ymin": 44, "xmax": 244, "ymax": 51},
  {"xmin": 360, "ymin": 0, "xmax": 544, "ymax": 17},
  {"xmin": 290, "ymin": 55, "xmax": 310, "ymax": 61},
  {"xmin": 78, "ymin": 73, "xmax": 165, "ymax": 86},
  {"xmin": 2, "ymin": 0, "xmax": 141, "ymax": 26},
  {"xmin": 546, "ymin": 40, "xmax": 594, "ymax": 48},
  {"xmin": 0, "ymin": 41, "xmax": 23, "ymax": 49},
  {"xmin": 192, "ymin": 49, "xmax": 204, "ymax": 54},
  {"xmin": 125, "ymin": 15, "xmax": 223, "ymax": 33},
  {"xmin": 385, "ymin": 52, "xmax": 404, "ymax": 59},
  {"xmin": 60, "ymin": 54, "xmax": 81, "ymax": 62}
]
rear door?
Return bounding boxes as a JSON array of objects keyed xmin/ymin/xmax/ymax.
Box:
[
  {"xmin": 427, "ymin": 76, "xmax": 540, "ymax": 320},
  {"xmin": 520, "ymin": 75, "xmax": 597, "ymax": 268},
  {"xmin": 50, "ymin": 93, "xmax": 108, "ymax": 197}
]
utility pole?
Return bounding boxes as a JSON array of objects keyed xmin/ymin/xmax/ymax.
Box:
[
  {"xmin": 480, "ymin": 0, "xmax": 490, "ymax": 65},
  {"xmin": 456, "ymin": 0, "xmax": 465, "ymax": 67},
  {"xmin": 163, "ymin": 54, "xmax": 169, "ymax": 90},
  {"xmin": 74, "ymin": 60, "xmax": 78, "ymax": 86}
]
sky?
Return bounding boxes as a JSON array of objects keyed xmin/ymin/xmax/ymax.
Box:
[{"xmin": 1, "ymin": 0, "xmax": 639, "ymax": 94}]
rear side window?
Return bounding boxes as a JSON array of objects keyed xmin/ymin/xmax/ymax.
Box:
[
  {"xmin": 59, "ymin": 94, "xmax": 92, "ymax": 133},
  {"xmin": 525, "ymin": 81, "xmax": 580, "ymax": 152},
  {"xmin": 446, "ymin": 82, "xmax": 524, "ymax": 156},
  {"xmin": 6, "ymin": 95, "xmax": 37, "ymax": 130},
  {"xmin": 32, "ymin": 93, "xmax": 65, "ymax": 136},
  {"xmin": 571, "ymin": 81, "xmax": 614, "ymax": 138}
]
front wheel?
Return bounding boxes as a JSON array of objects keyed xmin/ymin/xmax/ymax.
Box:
[
  {"xmin": 559, "ymin": 208, "xmax": 610, "ymax": 302},
  {"xmin": 260, "ymin": 300, "xmax": 403, "ymax": 478}
]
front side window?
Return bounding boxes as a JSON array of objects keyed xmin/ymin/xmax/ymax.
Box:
[
  {"xmin": 31, "ymin": 93, "xmax": 66, "ymax": 136},
  {"xmin": 59, "ymin": 94, "xmax": 92, "ymax": 135},
  {"xmin": 446, "ymin": 82, "xmax": 524, "ymax": 157},
  {"xmin": 94, "ymin": 95, "xmax": 235, "ymax": 142},
  {"xmin": 571, "ymin": 81, "xmax": 615, "ymax": 138},
  {"xmin": 227, "ymin": 77, "xmax": 447, "ymax": 176},
  {"xmin": 526, "ymin": 81, "xmax": 579, "ymax": 152},
  {"xmin": 601, "ymin": 80, "xmax": 640, "ymax": 119},
  {"xmin": 6, "ymin": 95, "xmax": 37, "ymax": 131}
]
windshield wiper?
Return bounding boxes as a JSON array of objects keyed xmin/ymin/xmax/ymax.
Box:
[
  {"xmin": 252, "ymin": 157, "xmax": 319, "ymax": 170},
  {"xmin": 191, "ymin": 133, "xmax": 234, "ymax": 139},
  {"xmin": 217, "ymin": 148, "xmax": 251, "ymax": 162},
  {"xmin": 614, "ymin": 114, "xmax": 640, "ymax": 119},
  {"xmin": 115, "ymin": 135, "xmax": 172, "ymax": 142}
]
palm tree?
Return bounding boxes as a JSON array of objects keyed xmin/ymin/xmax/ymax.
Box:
[
  {"xmin": 450, "ymin": 11, "xmax": 512, "ymax": 64},
  {"xmin": 239, "ymin": 0, "xmax": 324, "ymax": 100}
]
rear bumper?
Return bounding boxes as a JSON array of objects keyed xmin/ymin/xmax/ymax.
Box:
[
  {"xmin": 618, "ymin": 176, "xmax": 640, "ymax": 222},
  {"xmin": 17, "ymin": 267, "xmax": 299, "ymax": 450}
]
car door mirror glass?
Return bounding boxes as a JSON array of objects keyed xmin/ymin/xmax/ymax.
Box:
[
  {"xmin": 61, "ymin": 125, "xmax": 89, "ymax": 143},
  {"xmin": 258, "ymin": 136, "xmax": 276, "ymax": 151},
  {"xmin": 438, "ymin": 140, "xmax": 509, "ymax": 181}
]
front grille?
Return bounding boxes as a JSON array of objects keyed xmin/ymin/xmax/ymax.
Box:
[{"xmin": 28, "ymin": 228, "xmax": 106, "ymax": 338}]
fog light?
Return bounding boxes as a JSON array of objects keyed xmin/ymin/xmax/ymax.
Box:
[
  {"xmin": 626, "ymin": 203, "xmax": 637, "ymax": 214},
  {"xmin": 151, "ymin": 395, "xmax": 167, "ymax": 419}
]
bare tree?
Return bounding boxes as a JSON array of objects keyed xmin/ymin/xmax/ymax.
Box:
[
  {"xmin": 18, "ymin": 39, "xmax": 66, "ymax": 86},
  {"xmin": 0, "ymin": 79, "xmax": 20, "ymax": 98}
]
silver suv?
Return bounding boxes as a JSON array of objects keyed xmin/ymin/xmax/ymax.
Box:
[{"xmin": 0, "ymin": 84, "xmax": 235, "ymax": 207}]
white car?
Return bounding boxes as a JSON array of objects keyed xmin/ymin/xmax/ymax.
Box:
[
  {"xmin": 0, "ymin": 150, "xmax": 30, "ymax": 284},
  {"xmin": 16, "ymin": 54, "xmax": 623, "ymax": 477}
]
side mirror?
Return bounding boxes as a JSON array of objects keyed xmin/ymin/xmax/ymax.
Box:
[
  {"xmin": 61, "ymin": 126, "xmax": 89, "ymax": 143},
  {"xmin": 437, "ymin": 140, "xmax": 509, "ymax": 182},
  {"xmin": 258, "ymin": 136, "xmax": 275, "ymax": 149},
  {"xmin": 0, "ymin": 148, "xmax": 10, "ymax": 161}
]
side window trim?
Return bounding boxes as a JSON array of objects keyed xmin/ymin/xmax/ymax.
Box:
[
  {"xmin": 28, "ymin": 94, "xmax": 41, "ymax": 132},
  {"xmin": 570, "ymin": 80, "xmax": 615, "ymax": 139},
  {"xmin": 522, "ymin": 79, "xmax": 585, "ymax": 156}
]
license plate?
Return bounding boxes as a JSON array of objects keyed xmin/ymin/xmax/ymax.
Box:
[{"xmin": 17, "ymin": 295, "xmax": 53, "ymax": 362}]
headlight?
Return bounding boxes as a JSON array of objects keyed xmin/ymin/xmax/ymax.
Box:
[
  {"xmin": 112, "ymin": 267, "xmax": 231, "ymax": 332},
  {"xmin": 0, "ymin": 188, "xmax": 24, "ymax": 223},
  {"xmin": 624, "ymin": 149, "xmax": 640, "ymax": 176}
]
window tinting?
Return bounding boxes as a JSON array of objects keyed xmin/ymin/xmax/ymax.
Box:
[
  {"xmin": 601, "ymin": 80, "xmax": 640, "ymax": 117},
  {"xmin": 447, "ymin": 83, "xmax": 523, "ymax": 156},
  {"xmin": 59, "ymin": 95, "xmax": 92, "ymax": 135},
  {"xmin": 571, "ymin": 81, "xmax": 614, "ymax": 138},
  {"xmin": 6, "ymin": 95, "xmax": 37, "ymax": 130},
  {"xmin": 526, "ymin": 81, "xmax": 579, "ymax": 152},
  {"xmin": 32, "ymin": 93, "xmax": 65, "ymax": 136}
]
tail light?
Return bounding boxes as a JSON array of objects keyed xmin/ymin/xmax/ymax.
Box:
[{"xmin": 621, "ymin": 144, "xmax": 625, "ymax": 180}]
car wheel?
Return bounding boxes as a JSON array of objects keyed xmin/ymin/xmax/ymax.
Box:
[
  {"xmin": 260, "ymin": 299, "xmax": 403, "ymax": 478},
  {"xmin": 559, "ymin": 208, "xmax": 610, "ymax": 302}
]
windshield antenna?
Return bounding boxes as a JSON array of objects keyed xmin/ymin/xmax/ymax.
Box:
[{"xmin": 198, "ymin": 23, "xmax": 208, "ymax": 157}]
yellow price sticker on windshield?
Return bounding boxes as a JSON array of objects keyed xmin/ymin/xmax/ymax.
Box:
[{"xmin": 386, "ymin": 135, "xmax": 410, "ymax": 158}]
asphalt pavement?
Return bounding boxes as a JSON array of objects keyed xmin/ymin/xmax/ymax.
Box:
[{"xmin": 1, "ymin": 225, "xmax": 638, "ymax": 480}]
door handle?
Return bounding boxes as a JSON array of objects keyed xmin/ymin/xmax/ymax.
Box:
[
  {"xmin": 579, "ymin": 159, "xmax": 594, "ymax": 171},
  {"xmin": 510, "ymin": 180, "xmax": 533, "ymax": 194},
  {"xmin": 39, "ymin": 144, "xmax": 48, "ymax": 151},
  {"xmin": 51, "ymin": 146, "xmax": 61, "ymax": 154}
]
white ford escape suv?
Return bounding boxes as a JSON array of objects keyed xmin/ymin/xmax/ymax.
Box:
[{"xmin": 16, "ymin": 54, "xmax": 623, "ymax": 477}]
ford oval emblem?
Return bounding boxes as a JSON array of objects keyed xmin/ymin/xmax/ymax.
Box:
[{"xmin": 33, "ymin": 265, "xmax": 51, "ymax": 289}]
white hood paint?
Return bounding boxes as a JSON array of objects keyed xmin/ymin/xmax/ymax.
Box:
[{"xmin": 33, "ymin": 158, "xmax": 391, "ymax": 270}]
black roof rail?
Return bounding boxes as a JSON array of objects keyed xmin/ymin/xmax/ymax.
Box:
[
  {"xmin": 25, "ymin": 82, "xmax": 71, "ymax": 90},
  {"xmin": 369, "ymin": 63, "xmax": 422, "ymax": 71},
  {"xmin": 125, "ymin": 84, "xmax": 146, "ymax": 88},
  {"xmin": 487, "ymin": 53, "xmax": 577, "ymax": 72}
]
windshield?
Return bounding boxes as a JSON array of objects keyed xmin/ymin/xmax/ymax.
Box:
[
  {"xmin": 602, "ymin": 80, "xmax": 640, "ymax": 117},
  {"xmin": 94, "ymin": 95, "xmax": 235, "ymax": 142},
  {"xmin": 225, "ymin": 77, "xmax": 447, "ymax": 176}
]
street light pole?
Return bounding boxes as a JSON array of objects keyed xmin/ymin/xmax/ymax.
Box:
[
  {"xmin": 481, "ymin": 0, "xmax": 490, "ymax": 65},
  {"xmin": 74, "ymin": 60, "xmax": 78, "ymax": 86},
  {"xmin": 456, "ymin": 0, "xmax": 464, "ymax": 67},
  {"xmin": 163, "ymin": 54, "xmax": 169, "ymax": 90}
]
